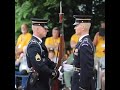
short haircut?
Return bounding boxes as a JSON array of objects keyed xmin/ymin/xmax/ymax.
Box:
[
  {"xmin": 52, "ymin": 27, "xmax": 60, "ymax": 31},
  {"xmin": 22, "ymin": 23, "xmax": 28, "ymax": 27}
]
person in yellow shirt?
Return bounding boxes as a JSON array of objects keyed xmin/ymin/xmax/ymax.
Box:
[
  {"xmin": 70, "ymin": 28, "xmax": 80, "ymax": 52},
  {"xmin": 93, "ymin": 21, "xmax": 105, "ymax": 66},
  {"xmin": 15, "ymin": 24, "xmax": 32, "ymax": 59},
  {"xmin": 45, "ymin": 27, "xmax": 60, "ymax": 56},
  {"xmin": 93, "ymin": 21, "xmax": 105, "ymax": 90},
  {"xmin": 70, "ymin": 34, "xmax": 79, "ymax": 48}
]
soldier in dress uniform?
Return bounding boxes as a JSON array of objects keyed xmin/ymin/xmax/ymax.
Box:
[
  {"xmin": 25, "ymin": 18, "xmax": 59, "ymax": 90},
  {"xmin": 71, "ymin": 15, "xmax": 96, "ymax": 90}
]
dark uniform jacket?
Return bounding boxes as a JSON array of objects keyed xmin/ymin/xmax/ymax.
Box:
[
  {"xmin": 25, "ymin": 36, "xmax": 56, "ymax": 90},
  {"xmin": 71, "ymin": 34, "xmax": 95, "ymax": 90}
]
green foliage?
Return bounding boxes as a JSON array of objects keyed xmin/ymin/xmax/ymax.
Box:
[
  {"xmin": 44, "ymin": 0, "xmax": 57, "ymax": 6},
  {"xmin": 15, "ymin": 0, "xmax": 105, "ymax": 43}
]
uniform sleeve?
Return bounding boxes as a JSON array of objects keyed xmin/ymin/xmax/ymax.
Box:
[
  {"xmin": 27, "ymin": 44, "xmax": 53, "ymax": 75},
  {"xmin": 79, "ymin": 44, "xmax": 94, "ymax": 88},
  {"xmin": 47, "ymin": 58, "xmax": 56, "ymax": 69}
]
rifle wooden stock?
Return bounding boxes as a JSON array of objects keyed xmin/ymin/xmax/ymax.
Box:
[
  {"xmin": 51, "ymin": 1, "xmax": 65, "ymax": 90},
  {"xmin": 51, "ymin": 34, "xmax": 65, "ymax": 90},
  {"xmin": 51, "ymin": 27, "xmax": 65, "ymax": 90},
  {"xmin": 57, "ymin": 34, "xmax": 65, "ymax": 69}
]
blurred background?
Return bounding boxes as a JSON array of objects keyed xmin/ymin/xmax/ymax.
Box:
[{"xmin": 15, "ymin": 0, "xmax": 105, "ymax": 47}]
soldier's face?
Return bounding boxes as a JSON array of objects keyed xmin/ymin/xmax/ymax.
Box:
[
  {"xmin": 39, "ymin": 26, "xmax": 48, "ymax": 37},
  {"xmin": 74, "ymin": 24, "xmax": 83, "ymax": 35}
]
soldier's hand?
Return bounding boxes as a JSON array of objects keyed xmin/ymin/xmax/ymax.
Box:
[{"xmin": 50, "ymin": 70, "xmax": 59, "ymax": 80}]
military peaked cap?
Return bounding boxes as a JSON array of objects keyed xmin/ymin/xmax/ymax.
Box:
[
  {"xmin": 31, "ymin": 18, "xmax": 48, "ymax": 29},
  {"xmin": 73, "ymin": 15, "xmax": 92, "ymax": 25}
]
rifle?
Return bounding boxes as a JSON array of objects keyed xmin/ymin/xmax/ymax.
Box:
[
  {"xmin": 56, "ymin": 1, "xmax": 65, "ymax": 69},
  {"xmin": 51, "ymin": 1, "xmax": 65, "ymax": 90}
]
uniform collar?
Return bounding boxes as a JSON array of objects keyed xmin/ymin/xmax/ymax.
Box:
[
  {"xmin": 79, "ymin": 34, "xmax": 89, "ymax": 42},
  {"xmin": 33, "ymin": 34, "xmax": 42, "ymax": 43}
]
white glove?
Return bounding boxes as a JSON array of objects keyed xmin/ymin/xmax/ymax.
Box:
[{"xmin": 58, "ymin": 66, "xmax": 63, "ymax": 81}]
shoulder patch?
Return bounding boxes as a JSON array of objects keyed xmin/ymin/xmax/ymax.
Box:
[
  {"xmin": 81, "ymin": 38, "xmax": 89, "ymax": 46},
  {"xmin": 81, "ymin": 43, "xmax": 89, "ymax": 46},
  {"xmin": 31, "ymin": 39, "xmax": 37, "ymax": 44},
  {"xmin": 82, "ymin": 38, "xmax": 88, "ymax": 43},
  {"xmin": 35, "ymin": 53, "xmax": 41, "ymax": 61}
]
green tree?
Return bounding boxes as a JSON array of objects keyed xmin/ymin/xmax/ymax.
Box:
[{"xmin": 15, "ymin": 0, "xmax": 105, "ymax": 44}]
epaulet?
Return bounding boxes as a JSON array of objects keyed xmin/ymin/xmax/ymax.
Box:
[
  {"xmin": 28, "ymin": 39, "xmax": 43, "ymax": 54},
  {"xmin": 30, "ymin": 39, "xmax": 42, "ymax": 45},
  {"xmin": 30, "ymin": 39, "xmax": 37, "ymax": 44}
]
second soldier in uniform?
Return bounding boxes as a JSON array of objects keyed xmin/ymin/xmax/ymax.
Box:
[
  {"xmin": 71, "ymin": 15, "xmax": 96, "ymax": 90},
  {"xmin": 25, "ymin": 18, "xmax": 59, "ymax": 90}
]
